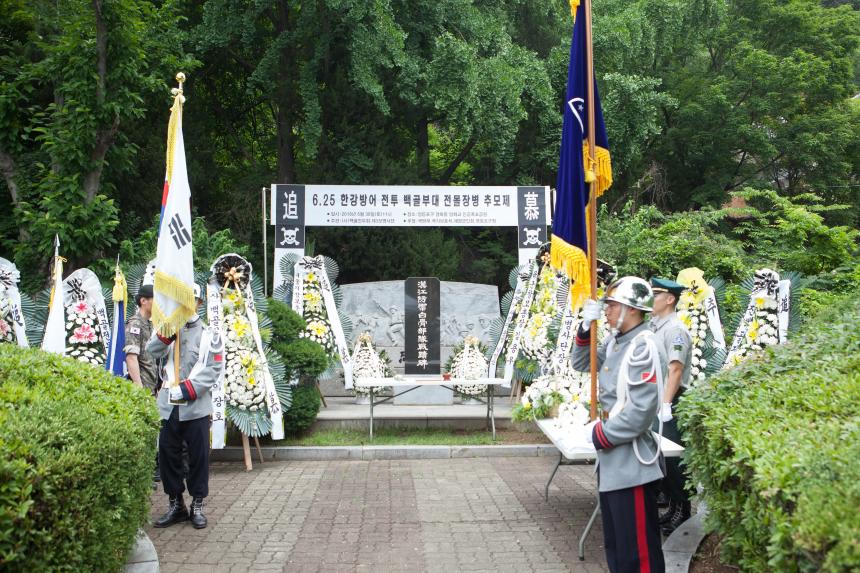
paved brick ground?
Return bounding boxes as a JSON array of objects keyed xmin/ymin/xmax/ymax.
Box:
[{"xmin": 146, "ymin": 457, "xmax": 609, "ymax": 573}]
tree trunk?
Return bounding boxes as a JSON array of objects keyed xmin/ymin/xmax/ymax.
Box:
[
  {"xmin": 0, "ymin": 147, "xmax": 29, "ymax": 241},
  {"xmin": 437, "ymin": 136, "xmax": 477, "ymax": 185},
  {"xmin": 274, "ymin": 0, "xmax": 296, "ymax": 184},
  {"xmin": 417, "ymin": 118, "xmax": 430, "ymax": 181}
]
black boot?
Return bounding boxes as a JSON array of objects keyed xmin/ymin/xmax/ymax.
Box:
[
  {"xmin": 154, "ymin": 496, "xmax": 188, "ymax": 528},
  {"xmin": 661, "ymin": 501, "xmax": 691, "ymax": 536},
  {"xmin": 190, "ymin": 496, "xmax": 207, "ymax": 529}
]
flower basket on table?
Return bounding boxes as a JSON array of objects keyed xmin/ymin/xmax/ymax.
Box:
[
  {"xmin": 352, "ymin": 332, "xmax": 392, "ymax": 402},
  {"xmin": 208, "ymin": 254, "xmax": 291, "ymax": 463},
  {"xmin": 511, "ymin": 361, "xmax": 591, "ymax": 423},
  {"xmin": 445, "ymin": 336, "xmax": 489, "ymax": 403}
]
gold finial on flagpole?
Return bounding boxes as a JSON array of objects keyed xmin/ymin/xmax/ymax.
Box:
[{"xmin": 171, "ymin": 72, "xmax": 186, "ymax": 104}]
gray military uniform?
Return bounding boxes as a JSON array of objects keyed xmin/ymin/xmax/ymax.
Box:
[
  {"xmin": 147, "ymin": 316, "xmax": 223, "ymax": 422},
  {"xmin": 571, "ymin": 321, "xmax": 666, "ymax": 492},
  {"xmin": 649, "ymin": 312, "xmax": 692, "ymax": 388},
  {"xmin": 124, "ymin": 310, "xmax": 157, "ymax": 391}
]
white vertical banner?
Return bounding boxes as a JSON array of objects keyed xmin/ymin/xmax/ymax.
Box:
[
  {"xmin": 503, "ymin": 264, "xmax": 541, "ymax": 383},
  {"xmin": 777, "ymin": 279, "xmax": 791, "ymax": 344},
  {"xmin": 488, "ymin": 261, "xmax": 535, "ymax": 382},
  {"xmin": 206, "ymin": 283, "xmax": 226, "ymax": 449},
  {"xmin": 703, "ymin": 290, "xmax": 726, "ymax": 349},
  {"xmin": 551, "ymin": 298, "xmax": 580, "ymax": 373},
  {"xmin": 244, "ymin": 293, "xmax": 284, "ymax": 440}
]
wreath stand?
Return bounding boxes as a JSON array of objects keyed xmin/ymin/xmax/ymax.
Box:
[{"xmin": 240, "ymin": 432, "xmax": 265, "ymax": 471}]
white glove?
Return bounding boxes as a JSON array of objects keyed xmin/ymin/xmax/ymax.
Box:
[
  {"xmin": 169, "ymin": 385, "xmax": 183, "ymax": 401},
  {"xmin": 583, "ymin": 419, "xmax": 599, "ymax": 444},
  {"xmin": 580, "ymin": 299, "xmax": 604, "ymax": 332},
  {"xmin": 658, "ymin": 402, "xmax": 673, "ymax": 422}
]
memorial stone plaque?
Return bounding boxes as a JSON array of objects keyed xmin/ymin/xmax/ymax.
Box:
[{"xmin": 404, "ymin": 277, "xmax": 440, "ymax": 375}]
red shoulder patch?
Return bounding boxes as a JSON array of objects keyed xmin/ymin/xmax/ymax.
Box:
[
  {"xmin": 214, "ymin": 353, "xmax": 223, "ymax": 362},
  {"xmin": 642, "ymin": 371, "xmax": 657, "ymax": 383}
]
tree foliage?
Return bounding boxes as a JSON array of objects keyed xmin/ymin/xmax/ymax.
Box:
[{"xmin": 0, "ymin": 0, "xmax": 857, "ymax": 290}]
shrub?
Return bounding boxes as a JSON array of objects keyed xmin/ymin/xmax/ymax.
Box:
[
  {"xmin": 679, "ymin": 290, "xmax": 860, "ymax": 572},
  {"xmin": 0, "ymin": 345, "xmax": 159, "ymax": 572},
  {"xmin": 283, "ymin": 381, "xmax": 321, "ymax": 434},
  {"xmin": 267, "ymin": 299, "xmax": 329, "ymax": 379}
]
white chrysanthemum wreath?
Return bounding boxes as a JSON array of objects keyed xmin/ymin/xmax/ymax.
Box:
[{"xmin": 450, "ymin": 336, "xmax": 488, "ymax": 397}]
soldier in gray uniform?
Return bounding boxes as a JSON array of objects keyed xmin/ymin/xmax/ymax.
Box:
[
  {"xmin": 125, "ymin": 284, "xmax": 157, "ymax": 392},
  {"xmin": 649, "ymin": 277, "xmax": 693, "ymax": 535},
  {"xmin": 147, "ymin": 285, "xmax": 223, "ymax": 529},
  {"xmin": 572, "ymin": 277, "xmax": 666, "ymax": 573}
]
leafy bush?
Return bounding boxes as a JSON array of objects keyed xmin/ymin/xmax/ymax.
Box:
[
  {"xmin": 0, "ymin": 345, "xmax": 159, "ymax": 572},
  {"xmin": 267, "ymin": 299, "xmax": 330, "ymax": 379},
  {"xmin": 267, "ymin": 299, "xmax": 328, "ymax": 433},
  {"xmin": 283, "ymin": 382, "xmax": 321, "ymax": 434},
  {"xmin": 680, "ymin": 290, "xmax": 860, "ymax": 572},
  {"xmin": 598, "ymin": 204, "xmax": 748, "ymax": 282}
]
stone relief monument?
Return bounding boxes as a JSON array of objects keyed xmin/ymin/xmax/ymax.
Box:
[{"xmin": 318, "ymin": 280, "xmax": 501, "ymax": 398}]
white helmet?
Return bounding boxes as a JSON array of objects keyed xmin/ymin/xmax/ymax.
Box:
[{"xmin": 603, "ymin": 276, "xmax": 653, "ymax": 312}]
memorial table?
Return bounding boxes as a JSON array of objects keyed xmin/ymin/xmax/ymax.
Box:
[{"xmin": 536, "ymin": 418, "xmax": 684, "ymax": 560}]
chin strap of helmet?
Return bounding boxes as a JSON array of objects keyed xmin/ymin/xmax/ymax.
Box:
[
  {"xmin": 609, "ymin": 305, "xmax": 628, "ymax": 336},
  {"xmin": 605, "ymin": 330, "xmax": 664, "ymax": 466}
]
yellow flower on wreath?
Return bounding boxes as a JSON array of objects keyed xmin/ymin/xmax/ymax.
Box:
[
  {"xmin": 233, "ymin": 317, "xmax": 250, "ymax": 338},
  {"xmin": 754, "ymin": 295, "xmax": 767, "ymax": 309},
  {"xmin": 747, "ymin": 319, "xmax": 760, "ymax": 342}
]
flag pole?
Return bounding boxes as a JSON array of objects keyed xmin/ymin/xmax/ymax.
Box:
[{"xmin": 584, "ymin": 0, "xmax": 599, "ymax": 422}]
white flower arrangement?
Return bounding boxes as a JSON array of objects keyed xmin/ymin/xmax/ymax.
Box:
[
  {"xmin": 449, "ymin": 336, "xmax": 489, "ymax": 397},
  {"xmin": 0, "ymin": 296, "xmax": 15, "ymax": 344},
  {"xmin": 222, "ymin": 289, "xmax": 267, "ymax": 412},
  {"xmin": 725, "ymin": 293, "xmax": 780, "ymax": 367},
  {"xmin": 512, "ymin": 362, "xmax": 591, "ymax": 422},
  {"xmin": 678, "ymin": 294, "xmax": 710, "ymax": 384},
  {"xmin": 518, "ymin": 265, "xmax": 566, "ymax": 367},
  {"xmin": 64, "ymin": 299, "xmax": 105, "ymax": 366},
  {"xmin": 352, "ymin": 333, "xmax": 392, "ymax": 396},
  {"xmin": 297, "ymin": 272, "xmax": 336, "ymax": 354}
]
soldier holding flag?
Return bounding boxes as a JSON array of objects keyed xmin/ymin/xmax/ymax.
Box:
[{"xmin": 148, "ymin": 74, "xmax": 223, "ymax": 529}]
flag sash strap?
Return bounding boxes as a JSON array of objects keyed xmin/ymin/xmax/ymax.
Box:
[
  {"xmin": 777, "ymin": 280, "xmax": 791, "ymax": 344},
  {"xmin": 703, "ymin": 290, "xmax": 726, "ymax": 349},
  {"xmin": 551, "ymin": 297, "xmax": 580, "ymax": 373},
  {"xmin": 206, "ymin": 284, "xmax": 227, "ymax": 449},
  {"xmin": 488, "ymin": 260, "xmax": 536, "ymax": 385},
  {"xmin": 242, "ymin": 289, "xmax": 284, "ymax": 440},
  {"xmin": 292, "ymin": 256, "xmax": 353, "ymax": 389},
  {"xmin": 503, "ymin": 263, "xmax": 541, "ymax": 383}
]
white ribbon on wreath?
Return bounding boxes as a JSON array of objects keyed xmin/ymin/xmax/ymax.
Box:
[
  {"xmin": 550, "ymin": 297, "xmax": 579, "ymax": 374},
  {"xmin": 502, "ymin": 262, "xmax": 541, "ymax": 384},
  {"xmin": 777, "ymin": 279, "xmax": 791, "ymax": 344},
  {"xmin": 206, "ymin": 283, "xmax": 227, "ymax": 449},
  {"xmin": 292, "ymin": 256, "xmax": 353, "ymax": 389},
  {"xmin": 488, "ymin": 260, "xmax": 536, "ymax": 384},
  {"xmin": 243, "ymin": 293, "xmax": 284, "ymax": 440},
  {"xmin": 0, "ymin": 258, "xmax": 28, "ymax": 347}
]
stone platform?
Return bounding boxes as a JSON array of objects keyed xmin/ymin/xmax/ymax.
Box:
[{"xmin": 311, "ymin": 396, "xmax": 524, "ymax": 432}]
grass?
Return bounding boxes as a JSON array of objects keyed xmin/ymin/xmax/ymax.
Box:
[{"xmin": 253, "ymin": 428, "xmax": 549, "ymax": 447}]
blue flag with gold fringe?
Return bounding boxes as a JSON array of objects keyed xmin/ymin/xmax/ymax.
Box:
[{"xmin": 551, "ymin": 1, "xmax": 612, "ymax": 307}]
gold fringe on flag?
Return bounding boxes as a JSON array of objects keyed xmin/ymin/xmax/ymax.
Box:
[
  {"xmin": 583, "ymin": 143, "xmax": 613, "ymax": 198},
  {"xmin": 152, "ymin": 269, "xmax": 196, "ymax": 337},
  {"xmin": 569, "ymin": 0, "xmax": 580, "ymax": 19},
  {"xmin": 550, "ymin": 235, "xmax": 591, "ymax": 310}
]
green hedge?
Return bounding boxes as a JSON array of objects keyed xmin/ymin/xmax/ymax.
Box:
[
  {"xmin": 283, "ymin": 381, "xmax": 322, "ymax": 434},
  {"xmin": 679, "ymin": 291, "xmax": 860, "ymax": 572},
  {"xmin": 0, "ymin": 345, "xmax": 159, "ymax": 572}
]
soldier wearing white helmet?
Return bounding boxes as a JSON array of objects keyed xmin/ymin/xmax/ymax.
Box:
[{"xmin": 572, "ymin": 276, "xmax": 667, "ymax": 573}]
